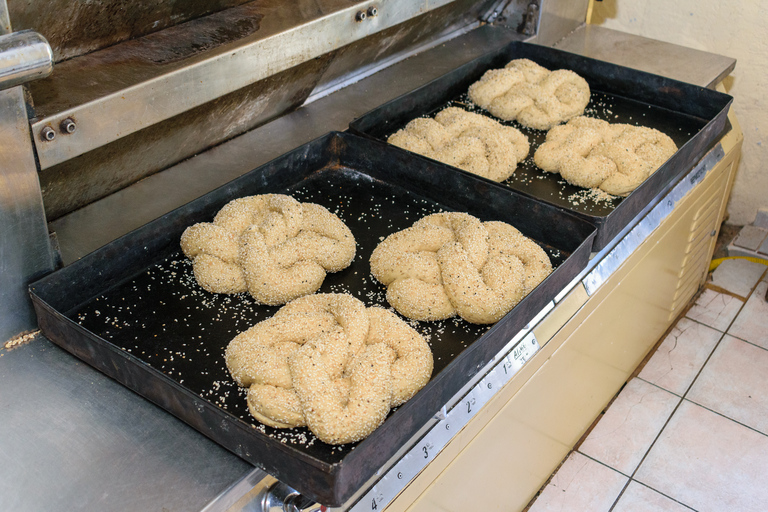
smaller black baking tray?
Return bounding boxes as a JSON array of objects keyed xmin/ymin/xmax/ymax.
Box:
[
  {"xmin": 30, "ymin": 131, "xmax": 595, "ymax": 507},
  {"xmin": 349, "ymin": 40, "xmax": 733, "ymax": 251}
]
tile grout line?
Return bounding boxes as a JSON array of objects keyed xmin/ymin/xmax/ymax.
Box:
[
  {"xmin": 532, "ymin": 270, "xmax": 766, "ymax": 511},
  {"xmin": 680, "ymin": 397, "xmax": 768, "ymax": 438},
  {"xmin": 682, "ymin": 314, "xmax": 768, "ymax": 355},
  {"xmin": 604, "ymin": 273, "xmax": 765, "ymax": 511}
]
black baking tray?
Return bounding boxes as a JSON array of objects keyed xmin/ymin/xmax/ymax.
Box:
[
  {"xmin": 29, "ymin": 131, "xmax": 595, "ymax": 507},
  {"xmin": 349, "ymin": 40, "xmax": 733, "ymax": 251}
]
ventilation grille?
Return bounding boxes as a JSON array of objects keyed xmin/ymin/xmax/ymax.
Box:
[{"xmin": 669, "ymin": 191, "xmax": 722, "ymax": 317}]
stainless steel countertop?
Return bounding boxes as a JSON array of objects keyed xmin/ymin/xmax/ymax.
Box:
[
  {"xmin": 0, "ymin": 337, "xmax": 252, "ymax": 511},
  {"xmin": 2, "ymin": 22, "xmax": 738, "ymax": 512},
  {"xmin": 553, "ymin": 25, "xmax": 735, "ymax": 89}
]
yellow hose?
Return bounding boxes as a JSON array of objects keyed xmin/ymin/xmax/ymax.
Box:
[{"xmin": 709, "ymin": 256, "xmax": 768, "ymax": 272}]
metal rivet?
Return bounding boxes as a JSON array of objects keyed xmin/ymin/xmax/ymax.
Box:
[
  {"xmin": 367, "ymin": 6, "xmax": 378, "ymax": 17},
  {"xmin": 41, "ymin": 126, "xmax": 55, "ymax": 142},
  {"xmin": 355, "ymin": 10, "xmax": 366, "ymax": 21},
  {"xmin": 60, "ymin": 118, "xmax": 76, "ymax": 134}
]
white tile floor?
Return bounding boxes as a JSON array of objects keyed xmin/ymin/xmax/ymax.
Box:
[{"xmin": 528, "ymin": 259, "xmax": 768, "ymax": 512}]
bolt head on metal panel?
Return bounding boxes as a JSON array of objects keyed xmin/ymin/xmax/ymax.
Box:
[
  {"xmin": 60, "ymin": 118, "xmax": 76, "ymax": 134},
  {"xmin": 355, "ymin": 10, "xmax": 367, "ymax": 22},
  {"xmin": 40, "ymin": 126, "xmax": 55, "ymax": 141},
  {"xmin": 367, "ymin": 6, "xmax": 378, "ymax": 17}
]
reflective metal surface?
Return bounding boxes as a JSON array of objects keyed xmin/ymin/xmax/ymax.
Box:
[
  {"xmin": 0, "ymin": 86, "xmax": 55, "ymax": 342},
  {"xmin": 35, "ymin": 0, "xmax": 496, "ymax": 221},
  {"xmin": 0, "ymin": 30, "xmax": 52, "ymax": 91},
  {"xmin": 28, "ymin": 0, "xmax": 470, "ymax": 171},
  {"xmin": 204, "ymin": 472, "xmax": 325, "ymax": 512},
  {"xmin": 306, "ymin": 0, "xmax": 490, "ymax": 103},
  {"xmin": 555, "ymin": 25, "xmax": 736, "ymax": 89},
  {"xmin": 49, "ymin": 23, "xmax": 523, "ymax": 264},
  {"xmin": 8, "ymin": 0, "xmax": 254, "ymax": 62},
  {"xmin": 0, "ymin": 0, "xmax": 9, "ymax": 35},
  {"xmin": 530, "ymin": 0, "xmax": 589, "ymax": 46},
  {"xmin": 0, "ymin": 335, "xmax": 253, "ymax": 511},
  {"xmin": 38, "ymin": 53, "xmax": 336, "ymax": 220}
]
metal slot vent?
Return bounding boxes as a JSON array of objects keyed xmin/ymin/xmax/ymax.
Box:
[{"xmin": 670, "ymin": 193, "xmax": 722, "ymax": 317}]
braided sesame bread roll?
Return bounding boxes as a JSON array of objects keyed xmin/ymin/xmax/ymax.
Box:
[
  {"xmin": 225, "ymin": 294, "xmax": 433, "ymax": 444},
  {"xmin": 181, "ymin": 194, "xmax": 356, "ymax": 305},
  {"xmin": 388, "ymin": 107, "xmax": 528, "ymax": 182},
  {"xmin": 468, "ymin": 58, "xmax": 590, "ymax": 130},
  {"xmin": 370, "ymin": 213, "xmax": 553, "ymax": 324},
  {"xmin": 534, "ymin": 116, "xmax": 677, "ymax": 196}
]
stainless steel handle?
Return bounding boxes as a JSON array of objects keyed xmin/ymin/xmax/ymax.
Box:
[
  {"xmin": 0, "ymin": 30, "xmax": 53, "ymax": 91},
  {"xmin": 263, "ymin": 481, "xmax": 323, "ymax": 512}
]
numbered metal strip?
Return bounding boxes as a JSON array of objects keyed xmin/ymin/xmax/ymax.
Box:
[
  {"xmin": 349, "ymin": 332, "xmax": 540, "ymax": 512},
  {"xmin": 583, "ymin": 143, "xmax": 725, "ymax": 295}
]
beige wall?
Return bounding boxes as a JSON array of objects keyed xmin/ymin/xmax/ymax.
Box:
[{"xmin": 589, "ymin": 1, "xmax": 767, "ymax": 225}]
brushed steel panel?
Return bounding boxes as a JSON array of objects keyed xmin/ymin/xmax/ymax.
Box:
[
  {"xmin": 29, "ymin": 0, "xmax": 467, "ymax": 170},
  {"xmin": 0, "ymin": 336, "xmax": 252, "ymax": 510},
  {"xmin": 0, "ymin": 86, "xmax": 54, "ymax": 342},
  {"xmin": 38, "ymin": 53, "xmax": 334, "ymax": 220},
  {"xmin": 555, "ymin": 25, "xmax": 736, "ymax": 89},
  {"xmin": 7, "ymin": 0, "xmax": 253, "ymax": 62},
  {"xmin": 308, "ymin": 0, "xmax": 493, "ymax": 101}
]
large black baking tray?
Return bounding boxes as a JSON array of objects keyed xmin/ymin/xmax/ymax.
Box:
[
  {"xmin": 29, "ymin": 131, "xmax": 595, "ymax": 507},
  {"xmin": 349, "ymin": 40, "xmax": 732, "ymax": 251}
]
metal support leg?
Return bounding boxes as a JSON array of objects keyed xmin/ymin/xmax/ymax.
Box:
[{"xmin": 0, "ymin": 6, "xmax": 55, "ymax": 342}]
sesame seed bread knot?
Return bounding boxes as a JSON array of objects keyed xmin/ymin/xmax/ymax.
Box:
[
  {"xmin": 226, "ymin": 293, "xmax": 368, "ymax": 429},
  {"xmin": 225, "ymin": 294, "xmax": 434, "ymax": 444},
  {"xmin": 180, "ymin": 194, "xmax": 356, "ymax": 305},
  {"xmin": 388, "ymin": 107, "xmax": 529, "ymax": 182},
  {"xmin": 364, "ymin": 307, "xmax": 433, "ymax": 407},
  {"xmin": 370, "ymin": 212, "xmax": 553, "ymax": 324},
  {"xmin": 467, "ymin": 58, "xmax": 591, "ymax": 130},
  {"xmin": 533, "ymin": 116, "xmax": 678, "ymax": 196}
]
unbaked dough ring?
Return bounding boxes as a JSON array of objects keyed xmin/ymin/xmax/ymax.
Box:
[
  {"xmin": 225, "ymin": 294, "xmax": 434, "ymax": 444},
  {"xmin": 290, "ymin": 342, "xmax": 395, "ymax": 445},
  {"xmin": 246, "ymin": 384, "xmax": 305, "ymax": 428},
  {"xmin": 180, "ymin": 194, "xmax": 356, "ymax": 305},
  {"xmin": 364, "ymin": 307, "xmax": 434, "ymax": 406},
  {"xmin": 388, "ymin": 107, "xmax": 528, "ymax": 182},
  {"xmin": 370, "ymin": 213, "xmax": 553, "ymax": 324},
  {"xmin": 534, "ymin": 116, "xmax": 677, "ymax": 196},
  {"xmin": 225, "ymin": 293, "xmax": 369, "ymax": 389},
  {"xmin": 468, "ymin": 59, "xmax": 590, "ymax": 130}
]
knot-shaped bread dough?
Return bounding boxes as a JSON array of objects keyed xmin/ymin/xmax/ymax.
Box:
[
  {"xmin": 533, "ymin": 116, "xmax": 678, "ymax": 196},
  {"xmin": 388, "ymin": 107, "xmax": 529, "ymax": 182},
  {"xmin": 370, "ymin": 213, "xmax": 552, "ymax": 324},
  {"xmin": 468, "ymin": 58, "xmax": 590, "ymax": 130},
  {"xmin": 225, "ymin": 294, "xmax": 433, "ymax": 445},
  {"xmin": 180, "ymin": 194, "xmax": 356, "ymax": 305}
]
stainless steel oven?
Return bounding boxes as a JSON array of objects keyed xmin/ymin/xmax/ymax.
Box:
[{"xmin": 0, "ymin": 2, "xmax": 741, "ymax": 511}]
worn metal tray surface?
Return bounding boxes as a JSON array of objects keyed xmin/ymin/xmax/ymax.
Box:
[
  {"xmin": 29, "ymin": 132, "xmax": 595, "ymax": 507},
  {"xmin": 349, "ymin": 41, "xmax": 733, "ymax": 250}
]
